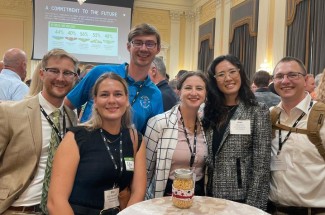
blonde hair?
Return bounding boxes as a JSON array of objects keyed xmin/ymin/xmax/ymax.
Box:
[
  {"xmin": 82, "ymin": 72, "xmax": 132, "ymax": 130},
  {"xmin": 316, "ymin": 68, "xmax": 325, "ymax": 102},
  {"xmin": 41, "ymin": 48, "xmax": 79, "ymax": 73},
  {"xmin": 26, "ymin": 62, "xmax": 43, "ymax": 98}
]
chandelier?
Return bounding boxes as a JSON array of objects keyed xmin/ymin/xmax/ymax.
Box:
[{"xmin": 77, "ymin": 0, "xmax": 86, "ymax": 5}]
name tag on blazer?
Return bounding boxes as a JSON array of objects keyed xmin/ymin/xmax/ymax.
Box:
[{"xmin": 230, "ymin": 120, "xmax": 251, "ymax": 134}]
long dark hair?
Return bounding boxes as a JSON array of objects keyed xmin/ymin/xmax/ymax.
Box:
[{"xmin": 202, "ymin": 54, "xmax": 257, "ymax": 130}]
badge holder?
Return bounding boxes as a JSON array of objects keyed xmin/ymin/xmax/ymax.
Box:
[{"xmin": 101, "ymin": 184, "xmax": 121, "ymax": 215}]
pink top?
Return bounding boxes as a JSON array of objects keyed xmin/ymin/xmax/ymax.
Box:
[{"xmin": 169, "ymin": 111, "xmax": 207, "ymax": 181}]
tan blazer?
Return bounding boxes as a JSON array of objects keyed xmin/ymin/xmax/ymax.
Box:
[{"xmin": 0, "ymin": 95, "xmax": 77, "ymax": 213}]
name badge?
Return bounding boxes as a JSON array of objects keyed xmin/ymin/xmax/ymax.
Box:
[
  {"xmin": 104, "ymin": 187, "xmax": 119, "ymax": 209},
  {"xmin": 124, "ymin": 157, "xmax": 134, "ymax": 171},
  {"xmin": 270, "ymin": 154, "xmax": 287, "ymax": 171},
  {"xmin": 230, "ymin": 120, "xmax": 251, "ymax": 134}
]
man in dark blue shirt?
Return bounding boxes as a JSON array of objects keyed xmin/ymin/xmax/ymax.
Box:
[{"xmin": 149, "ymin": 57, "xmax": 179, "ymax": 111}]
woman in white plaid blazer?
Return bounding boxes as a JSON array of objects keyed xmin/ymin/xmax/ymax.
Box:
[
  {"xmin": 202, "ymin": 55, "xmax": 272, "ymax": 211},
  {"xmin": 145, "ymin": 72, "xmax": 208, "ymax": 199}
]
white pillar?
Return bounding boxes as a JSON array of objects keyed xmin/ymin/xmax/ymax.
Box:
[
  {"xmin": 193, "ymin": 8, "xmax": 200, "ymax": 70},
  {"xmin": 214, "ymin": 0, "xmax": 223, "ymax": 57},
  {"xmin": 272, "ymin": 0, "xmax": 286, "ymax": 69},
  {"xmin": 222, "ymin": 0, "xmax": 231, "ymax": 54},
  {"xmin": 169, "ymin": 10, "xmax": 181, "ymax": 75},
  {"xmin": 256, "ymin": 0, "xmax": 271, "ymax": 72},
  {"xmin": 184, "ymin": 11, "xmax": 195, "ymax": 70}
]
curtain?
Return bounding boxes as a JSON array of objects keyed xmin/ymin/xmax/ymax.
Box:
[
  {"xmin": 286, "ymin": 1, "xmax": 308, "ymax": 66},
  {"xmin": 308, "ymin": 0, "xmax": 325, "ymax": 75},
  {"xmin": 229, "ymin": 24, "xmax": 257, "ymax": 81},
  {"xmin": 198, "ymin": 39, "xmax": 213, "ymax": 72},
  {"xmin": 286, "ymin": 0, "xmax": 325, "ymax": 75}
]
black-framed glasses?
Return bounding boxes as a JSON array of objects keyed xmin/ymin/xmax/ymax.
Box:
[
  {"xmin": 214, "ymin": 68, "xmax": 240, "ymax": 80},
  {"xmin": 130, "ymin": 40, "xmax": 157, "ymax": 49},
  {"xmin": 43, "ymin": 67, "xmax": 77, "ymax": 79},
  {"xmin": 273, "ymin": 72, "xmax": 305, "ymax": 82}
]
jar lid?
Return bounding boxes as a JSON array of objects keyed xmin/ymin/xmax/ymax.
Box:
[{"xmin": 174, "ymin": 169, "xmax": 193, "ymax": 179}]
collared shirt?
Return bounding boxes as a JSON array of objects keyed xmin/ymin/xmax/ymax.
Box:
[
  {"xmin": 67, "ymin": 63, "xmax": 163, "ymax": 133},
  {"xmin": 0, "ymin": 69, "xmax": 29, "ymax": 101},
  {"xmin": 12, "ymin": 92, "xmax": 64, "ymax": 206},
  {"xmin": 269, "ymin": 93, "xmax": 325, "ymax": 207}
]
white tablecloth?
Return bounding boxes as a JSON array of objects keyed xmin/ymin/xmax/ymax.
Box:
[{"xmin": 118, "ymin": 196, "xmax": 270, "ymax": 215}]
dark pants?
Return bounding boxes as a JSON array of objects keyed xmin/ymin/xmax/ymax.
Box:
[{"xmin": 267, "ymin": 201, "xmax": 325, "ymax": 215}]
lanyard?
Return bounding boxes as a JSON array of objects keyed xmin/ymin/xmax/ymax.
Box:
[
  {"xmin": 99, "ymin": 129, "xmax": 123, "ymax": 178},
  {"xmin": 131, "ymin": 83, "xmax": 144, "ymax": 106},
  {"xmin": 277, "ymin": 101, "xmax": 312, "ymax": 154},
  {"xmin": 124, "ymin": 65, "xmax": 144, "ymax": 106},
  {"xmin": 40, "ymin": 105, "xmax": 65, "ymax": 141},
  {"xmin": 179, "ymin": 108, "xmax": 198, "ymax": 167}
]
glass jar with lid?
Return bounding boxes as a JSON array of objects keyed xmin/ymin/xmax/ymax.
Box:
[{"xmin": 172, "ymin": 169, "xmax": 194, "ymax": 209}]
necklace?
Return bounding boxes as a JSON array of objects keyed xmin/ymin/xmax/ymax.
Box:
[
  {"xmin": 101, "ymin": 130, "xmax": 121, "ymax": 143},
  {"xmin": 106, "ymin": 136, "xmax": 120, "ymax": 143},
  {"xmin": 99, "ymin": 129, "xmax": 124, "ymax": 178}
]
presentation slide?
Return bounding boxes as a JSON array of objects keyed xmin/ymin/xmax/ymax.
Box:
[{"xmin": 33, "ymin": 0, "xmax": 132, "ymax": 64}]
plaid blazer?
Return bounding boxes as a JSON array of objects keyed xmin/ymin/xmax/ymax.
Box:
[
  {"xmin": 144, "ymin": 104, "xmax": 206, "ymax": 199},
  {"xmin": 205, "ymin": 101, "xmax": 271, "ymax": 211}
]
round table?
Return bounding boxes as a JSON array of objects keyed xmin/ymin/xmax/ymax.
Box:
[{"xmin": 118, "ymin": 196, "xmax": 270, "ymax": 215}]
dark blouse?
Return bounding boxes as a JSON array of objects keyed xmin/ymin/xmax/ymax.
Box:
[
  {"xmin": 68, "ymin": 126, "xmax": 142, "ymax": 210},
  {"xmin": 212, "ymin": 105, "xmax": 238, "ymax": 162}
]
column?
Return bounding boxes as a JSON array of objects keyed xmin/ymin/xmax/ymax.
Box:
[
  {"xmin": 214, "ymin": 0, "xmax": 223, "ymax": 57},
  {"xmin": 256, "ymin": 0, "xmax": 271, "ymax": 72},
  {"xmin": 272, "ymin": 0, "xmax": 286, "ymax": 69},
  {"xmin": 193, "ymin": 8, "xmax": 200, "ymax": 70},
  {"xmin": 169, "ymin": 10, "xmax": 182, "ymax": 76},
  {"xmin": 222, "ymin": 0, "xmax": 231, "ymax": 54},
  {"xmin": 183, "ymin": 11, "xmax": 195, "ymax": 70}
]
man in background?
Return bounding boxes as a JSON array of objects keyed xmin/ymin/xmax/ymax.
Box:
[
  {"xmin": 0, "ymin": 48, "xmax": 29, "ymax": 101},
  {"xmin": 168, "ymin": 79, "xmax": 179, "ymax": 96},
  {"xmin": 0, "ymin": 48, "xmax": 78, "ymax": 214},
  {"xmin": 253, "ymin": 70, "xmax": 280, "ymax": 108},
  {"xmin": 149, "ymin": 57, "xmax": 178, "ymax": 111},
  {"xmin": 0, "ymin": 61, "xmax": 4, "ymax": 73},
  {"xmin": 175, "ymin": 69, "xmax": 188, "ymax": 80},
  {"xmin": 305, "ymin": 74, "xmax": 316, "ymax": 99}
]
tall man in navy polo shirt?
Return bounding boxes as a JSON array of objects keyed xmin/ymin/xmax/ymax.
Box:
[{"xmin": 64, "ymin": 23, "xmax": 163, "ymax": 133}]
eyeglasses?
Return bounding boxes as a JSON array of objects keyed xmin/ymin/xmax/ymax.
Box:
[
  {"xmin": 273, "ymin": 72, "xmax": 305, "ymax": 82},
  {"xmin": 214, "ymin": 68, "xmax": 240, "ymax": 80},
  {"xmin": 130, "ymin": 40, "xmax": 157, "ymax": 49},
  {"xmin": 43, "ymin": 68, "xmax": 77, "ymax": 79}
]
